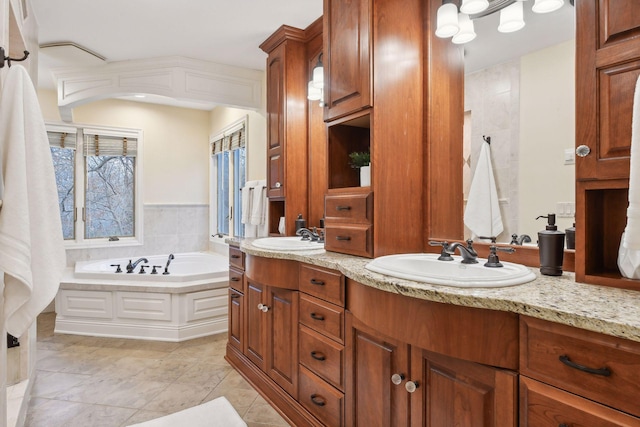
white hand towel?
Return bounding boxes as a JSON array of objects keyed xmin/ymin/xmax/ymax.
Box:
[
  {"xmin": 0, "ymin": 66, "xmax": 66, "ymax": 336},
  {"xmin": 241, "ymin": 180, "xmax": 258, "ymax": 225},
  {"xmin": 249, "ymin": 180, "xmax": 266, "ymax": 226},
  {"xmin": 464, "ymin": 141, "xmax": 504, "ymax": 239},
  {"xmin": 618, "ymin": 75, "xmax": 640, "ymax": 278}
]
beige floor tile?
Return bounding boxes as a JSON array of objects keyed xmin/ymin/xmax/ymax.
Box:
[
  {"xmin": 244, "ymin": 400, "xmax": 291, "ymax": 426},
  {"xmin": 174, "ymin": 361, "xmax": 233, "ymax": 386},
  {"xmin": 202, "ymin": 387, "xmax": 259, "ymax": 416},
  {"xmin": 141, "ymin": 382, "xmax": 215, "ymax": 413},
  {"xmin": 31, "ymin": 371, "xmax": 91, "ymax": 398},
  {"xmin": 132, "ymin": 358, "xmax": 198, "ymax": 382},
  {"xmin": 55, "ymin": 377, "xmax": 170, "ymax": 409},
  {"xmin": 120, "ymin": 409, "xmax": 170, "ymax": 426}
]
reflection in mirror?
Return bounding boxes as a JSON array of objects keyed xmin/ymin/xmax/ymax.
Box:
[{"xmin": 461, "ymin": 2, "xmax": 575, "ymax": 245}]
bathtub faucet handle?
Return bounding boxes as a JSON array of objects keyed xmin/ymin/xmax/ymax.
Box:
[
  {"xmin": 151, "ymin": 265, "xmax": 162, "ymax": 274},
  {"xmin": 139, "ymin": 265, "xmax": 149, "ymax": 274},
  {"xmin": 110, "ymin": 264, "xmax": 122, "ymax": 273}
]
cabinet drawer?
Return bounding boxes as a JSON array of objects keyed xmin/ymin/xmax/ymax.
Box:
[
  {"xmin": 299, "ymin": 325, "xmax": 344, "ymax": 391},
  {"xmin": 299, "ymin": 365, "xmax": 344, "ymax": 427},
  {"xmin": 520, "ymin": 376, "xmax": 640, "ymax": 426},
  {"xmin": 520, "ymin": 316, "xmax": 640, "ymax": 418},
  {"xmin": 299, "ymin": 264, "xmax": 345, "ymax": 307},
  {"xmin": 324, "ymin": 225, "xmax": 373, "ymax": 258},
  {"xmin": 228, "ymin": 266, "xmax": 244, "ymax": 293},
  {"xmin": 300, "ymin": 294, "xmax": 344, "ymax": 344},
  {"xmin": 325, "ymin": 192, "xmax": 372, "ymax": 224},
  {"xmin": 229, "ymin": 246, "xmax": 245, "ymax": 270}
]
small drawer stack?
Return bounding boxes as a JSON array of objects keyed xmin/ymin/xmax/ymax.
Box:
[
  {"xmin": 324, "ymin": 190, "xmax": 373, "ymax": 258},
  {"xmin": 228, "ymin": 245, "xmax": 245, "ymax": 353},
  {"xmin": 519, "ymin": 316, "xmax": 640, "ymax": 425},
  {"xmin": 298, "ymin": 263, "xmax": 346, "ymax": 426}
]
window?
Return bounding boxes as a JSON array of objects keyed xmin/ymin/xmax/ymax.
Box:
[
  {"xmin": 47, "ymin": 124, "xmax": 143, "ymax": 248},
  {"xmin": 211, "ymin": 117, "xmax": 247, "ymax": 238}
]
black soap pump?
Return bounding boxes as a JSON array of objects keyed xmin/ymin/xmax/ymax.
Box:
[
  {"xmin": 536, "ymin": 214, "xmax": 565, "ymax": 276},
  {"xmin": 295, "ymin": 214, "xmax": 306, "ymax": 233}
]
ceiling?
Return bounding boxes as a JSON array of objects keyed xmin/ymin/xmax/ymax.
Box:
[{"xmin": 29, "ymin": 0, "xmax": 574, "ymax": 110}]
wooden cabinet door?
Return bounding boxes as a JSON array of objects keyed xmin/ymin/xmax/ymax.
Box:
[
  {"xmin": 575, "ymin": 0, "xmax": 640, "ymax": 181},
  {"xmin": 245, "ymin": 281, "xmax": 266, "ymax": 371},
  {"xmin": 345, "ymin": 313, "xmax": 411, "ymax": 427},
  {"xmin": 266, "ymin": 287, "xmax": 299, "ymax": 398},
  {"xmin": 228, "ymin": 289, "xmax": 244, "ymax": 354},
  {"xmin": 412, "ymin": 348, "xmax": 517, "ymax": 427},
  {"xmin": 323, "ymin": 0, "xmax": 372, "ymax": 121},
  {"xmin": 266, "ymin": 45, "xmax": 285, "ymax": 198}
]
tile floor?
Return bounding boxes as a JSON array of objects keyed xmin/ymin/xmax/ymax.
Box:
[{"xmin": 25, "ymin": 312, "xmax": 290, "ymax": 427}]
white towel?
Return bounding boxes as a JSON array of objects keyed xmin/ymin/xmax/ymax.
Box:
[
  {"xmin": 618, "ymin": 75, "xmax": 640, "ymax": 278},
  {"xmin": 127, "ymin": 397, "xmax": 246, "ymax": 427},
  {"xmin": 0, "ymin": 66, "xmax": 66, "ymax": 336},
  {"xmin": 464, "ymin": 141, "xmax": 504, "ymax": 239},
  {"xmin": 249, "ymin": 179, "xmax": 266, "ymax": 226},
  {"xmin": 241, "ymin": 180, "xmax": 258, "ymax": 225}
]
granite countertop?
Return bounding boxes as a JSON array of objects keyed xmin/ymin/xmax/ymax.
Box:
[{"xmin": 238, "ymin": 239, "xmax": 640, "ymax": 344}]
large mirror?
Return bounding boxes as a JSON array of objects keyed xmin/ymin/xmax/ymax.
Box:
[{"xmin": 461, "ymin": 1, "xmax": 575, "ymax": 245}]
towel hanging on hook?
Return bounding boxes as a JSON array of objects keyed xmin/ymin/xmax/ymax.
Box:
[
  {"xmin": 483, "ymin": 135, "xmax": 491, "ymax": 145},
  {"xmin": 0, "ymin": 47, "xmax": 30, "ymax": 68}
]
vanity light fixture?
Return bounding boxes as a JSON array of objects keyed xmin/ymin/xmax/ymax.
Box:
[
  {"xmin": 435, "ymin": 0, "xmax": 566, "ymax": 44},
  {"xmin": 307, "ymin": 53, "xmax": 324, "ymax": 106}
]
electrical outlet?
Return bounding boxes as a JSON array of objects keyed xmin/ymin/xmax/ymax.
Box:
[{"xmin": 556, "ymin": 201, "xmax": 575, "ymax": 218}]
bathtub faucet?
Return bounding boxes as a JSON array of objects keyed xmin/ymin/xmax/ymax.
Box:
[
  {"xmin": 163, "ymin": 254, "xmax": 175, "ymax": 275},
  {"xmin": 126, "ymin": 257, "xmax": 149, "ymax": 273}
]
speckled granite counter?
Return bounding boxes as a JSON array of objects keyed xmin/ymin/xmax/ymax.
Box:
[{"xmin": 237, "ymin": 239, "xmax": 640, "ymax": 344}]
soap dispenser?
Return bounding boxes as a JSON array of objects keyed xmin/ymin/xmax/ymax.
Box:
[
  {"xmin": 536, "ymin": 214, "xmax": 565, "ymax": 276},
  {"xmin": 295, "ymin": 214, "xmax": 306, "ymax": 232},
  {"xmin": 565, "ymin": 222, "xmax": 576, "ymax": 250}
]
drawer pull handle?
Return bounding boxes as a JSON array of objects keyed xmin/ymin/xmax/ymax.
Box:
[
  {"xmin": 311, "ymin": 351, "xmax": 326, "ymax": 361},
  {"xmin": 559, "ymin": 355, "xmax": 611, "ymax": 377},
  {"xmin": 231, "ymin": 294, "xmax": 240, "ymax": 299},
  {"xmin": 310, "ymin": 312, "xmax": 325, "ymax": 321},
  {"xmin": 336, "ymin": 236, "xmax": 351, "ymax": 241},
  {"xmin": 310, "ymin": 394, "xmax": 326, "ymax": 406},
  {"xmin": 231, "ymin": 254, "xmax": 240, "ymax": 259},
  {"xmin": 310, "ymin": 278, "xmax": 325, "ymax": 286},
  {"xmin": 336, "ymin": 205, "xmax": 351, "ymax": 211},
  {"xmin": 559, "ymin": 424, "xmax": 569, "ymax": 427},
  {"xmin": 230, "ymin": 277, "xmax": 240, "ymax": 281}
]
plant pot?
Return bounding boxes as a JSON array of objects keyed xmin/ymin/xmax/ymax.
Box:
[{"xmin": 360, "ymin": 165, "xmax": 371, "ymax": 187}]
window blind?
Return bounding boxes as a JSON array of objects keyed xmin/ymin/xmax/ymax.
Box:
[
  {"xmin": 84, "ymin": 133, "xmax": 138, "ymax": 157},
  {"xmin": 47, "ymin": 130, "xmax": 77, "ymax": 150},
  {"xmin": 211, "ymin": 121, "xmax": 246, "ymax": 155}
]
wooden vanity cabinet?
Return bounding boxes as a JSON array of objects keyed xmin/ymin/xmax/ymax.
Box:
[
  {"xmin": 520, "ymin": 316, "xmax": 640, "ymax": 424},
  {"xmin": 346, "ymin": 280, "xmax": 518, "ymax": 427},
  {"xmin": 228, "ymin": 246, "xmax": 245, "ymax": 354},
  {"xmin": 575, "ymin": 0, "xmax": 640, "ymax": 290}
]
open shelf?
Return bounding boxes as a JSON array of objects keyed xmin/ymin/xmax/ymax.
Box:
[{"xmin": 328, "ymin": 111, "xmax": 371, "ymax": 190}]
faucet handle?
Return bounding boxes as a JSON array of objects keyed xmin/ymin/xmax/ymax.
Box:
[
  {"xmin": 478, "ymin": 236, "xmax": 497, "ymax": 244},
  {"xmin": 110, "ymin": 264, "xmax": 122, "ymax": 273},
  {"xmin": 428, "ymin": 240, "xmax": 453, "ymax": 261},
  {"xmin": 139, "ymin": 265, "xmax": 149, "ymax": 274}
]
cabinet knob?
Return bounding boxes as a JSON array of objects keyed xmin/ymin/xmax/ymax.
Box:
[
  {"xmin": 405, "ymin": 381, "xmax": 419, "ymax": 393},
  {"xmin": 274, "ymin": 181, "xmax": 282, "ymax": 188},
  {"xmin": 257, "ymin": 303, "xmax": 269, "ymax": 312},
  {"xmin": 391, "ymin": 373, "xmax": 405, "ymax": 385},
  {"xmin": 575, "ymin": 145, "xmax": 591, "ymax": 157}
]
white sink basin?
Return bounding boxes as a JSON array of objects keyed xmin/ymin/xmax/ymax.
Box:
[
  {"xmin": 365, "ymin": 253, "xmax": 536, "ymax": 288},
  {"xmin": 251, "ymin": 237, "xmax": 325, "ymax": 252}
]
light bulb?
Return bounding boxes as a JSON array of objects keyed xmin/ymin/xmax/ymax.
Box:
[
  {"xmin": 498, "ymin": 1, "xmax": 525, "ymax": 33},
  {"xmin": 532, "ymin": 0, "xmax": 564, "ymax": 13},
  {"xmin": 452, "ymin": 14, "xmax": 476, "ymax": 44},
  {"xmin": 307, "ymin": 81, "xmax": 321, "ymax": 101},
  {"xmin": 312, "ymin": 65, "xmax": 323, "ymax": 89},
  {"xmin": 460, "ymin": 0, "xmax": 489, "ymax": 15},
  {"xmin": 435, "ymin": 3, "xmax": 460, "ymax": 38}
]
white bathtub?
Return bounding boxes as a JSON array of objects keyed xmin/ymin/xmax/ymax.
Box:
[
  {"xmin": 56, "ymin": 252, "xmax": 230, "ymax": 342},
  {"xmin": 74, "ymin": 252, "xmax": 228, "ymax": 283}
]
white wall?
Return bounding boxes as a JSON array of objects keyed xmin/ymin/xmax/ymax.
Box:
[{"xmin": 519, "ymin": 40, "xmax": 575, "ymax": 238}]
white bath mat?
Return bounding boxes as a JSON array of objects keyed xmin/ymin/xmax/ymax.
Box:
[{"xmin": 127, "ymin": 397, "xmax": 247, "ymax": 427}]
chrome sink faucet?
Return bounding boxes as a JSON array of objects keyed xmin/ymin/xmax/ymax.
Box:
[
  {"xmin": 446, "ymin": 239, "xmax": 479, "ymax": 264},
  {"xmin": 126, "ymin": 257, "xmax": 149, "ymax": 273}
]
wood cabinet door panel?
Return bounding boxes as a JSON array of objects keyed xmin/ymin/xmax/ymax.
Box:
[
  {"xmin": 323, "ymin": 0, "xmax": 372, "ymax": 120},
  {"xmin": 345, "ymin": 313, "xmax": 411, "ymax": 427},
  {"xmin": 299, "ymin": 293, "xmax": 345, "ymax": 344},
  {"xmin": 268, "ymin": 148, "xmax": 284, "ymax": 198},
  {"xmin": 325, "ymin": 191, "xmax": 373, "ymax": 224},
  {"xmin": 416, "ymin": 349, "xmax": 517, "ymax": 427},
  {"xmin": 324, "ymin": 224, "xmax": 373, "ymax": 258},
  {"xmin": 245, "ymin": 281, "xmax": 266, "ymax": 370},
  {"xmin": 267, "ymin": 287, "xmax": 299, "ymax": 398},
  {"xmin": 520, "ymin": 376, "xmax": 640, "ymax": 427},
  {"xmin": 229, "ymin": 266, "xmax": 244, "ymax": 294},
  {"xmin": 229, "ymin": 246, "xmax": 245, "ymax": 270},
  {"xmin": 228, "ymin": 290, "xmax": 244, "ymax": 353},
  {"xmin": 299, "ymin": 365, "xmax": 344, "ymax": 427},
  {"xmin": 299, "ymin": 325, "xmax": 344, "ymax": 391},
  {"xmin": 599, "ymin": 0, "xmax": 640, "ymax": 47},
  {"xmin": 299, "ymin": 263, "xmax": 345, "ymax": 306}
]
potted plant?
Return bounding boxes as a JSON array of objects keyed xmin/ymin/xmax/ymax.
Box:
[{"xmin": 349, "ymin": 151, "xmax": 371, "ymax": 186}]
